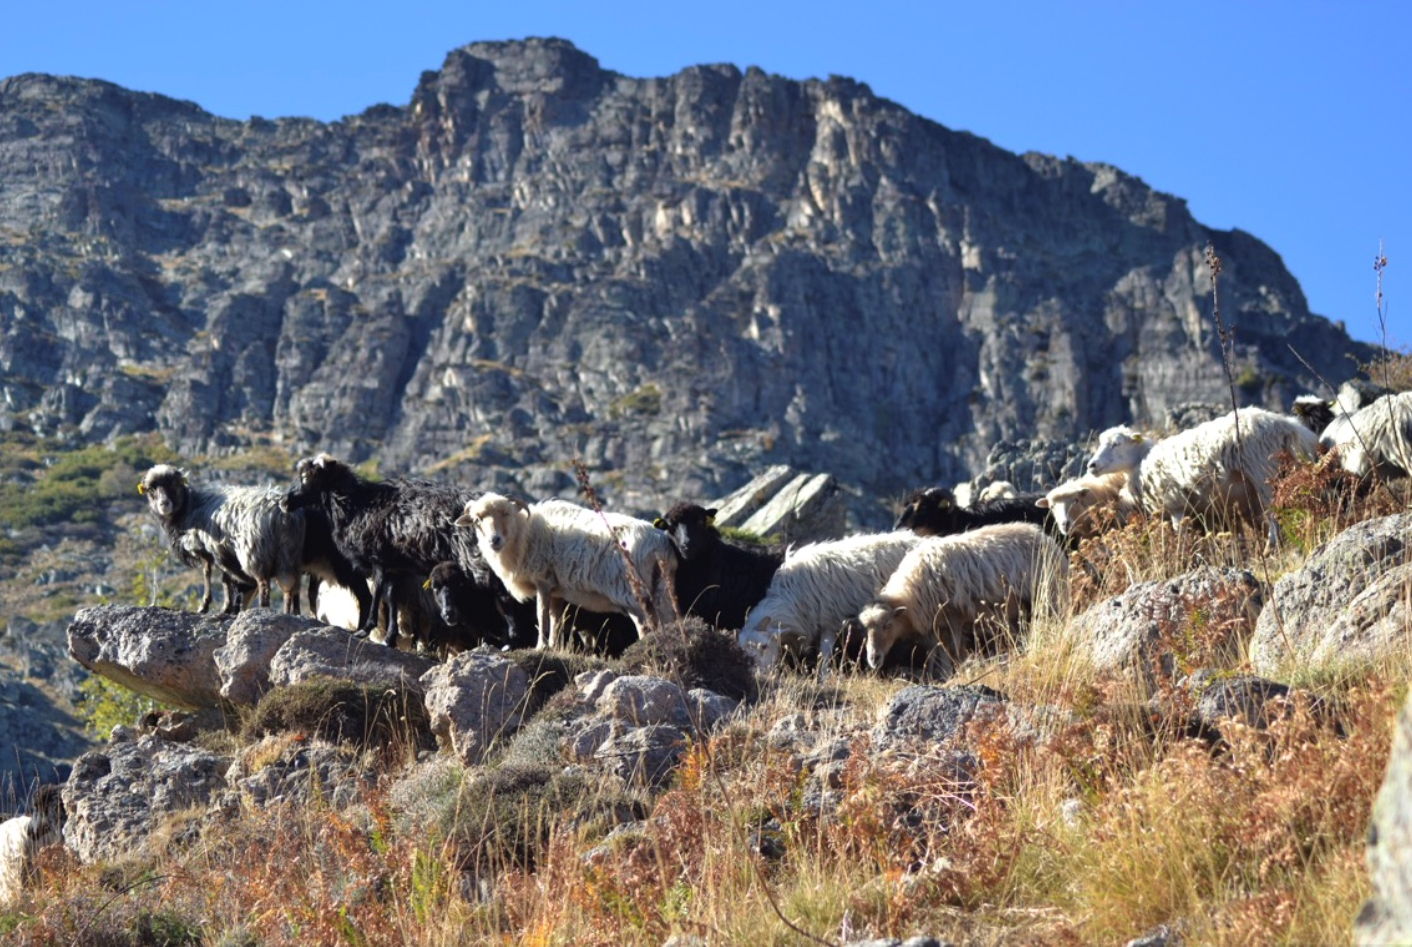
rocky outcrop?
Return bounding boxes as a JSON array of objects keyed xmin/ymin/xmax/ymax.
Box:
[
  {"xmin": 1358, "ymin": 686, "xmax": 1412, "ymax": 944},
  {"xmin": 1251, "ymin": 513, "xmax": 1412, "ymax": 674},
  {"xmin": 0, "ymin": 39, "xmax": 1368, "ymax": 522},
  {"xmin": 1069, "ymin": 568, "xmax": 1264, "ymax": 677}
]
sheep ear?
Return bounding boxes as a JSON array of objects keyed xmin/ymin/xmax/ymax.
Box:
[
  {"xmin": 1035, "ymin": 497, "xmax": 1050, "ymax": 509},
  {"xmin": 653, "ymin": 518, "xmax": 667, "ymax": 530},
  {"xmin": 936, "ymin": 496, "xmax": 952, "ymax": 508},
  {"xmin": 1132, "ymin": 433, "xmax": 1145, "ymax": 443},
  {"xmin": 510, "ymin": 496, "xmax": 529, "ymax": 513},
  {"xmin": 137, "ymin": 481, "xmax": 146, "ymax": 495},
  {"xmin": 453, "ymin": 513, "xmax": 475, "ymax": 528},
  {"xmin": 705, "ymin": 514, "xmax": 716, "ymax": 527}
]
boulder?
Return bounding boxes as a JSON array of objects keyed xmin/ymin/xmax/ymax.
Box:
[
  {"xmin": 872, "ymin": 684, "xmax": 1008, "ymax": 749},
  {"xmin": 594, "ymin": 675, "xmax": 691, "ymax": 728},
  {"xmin": 711, "ymin": 466, "xmax": 847, "ymax": 544},
  {"xmin": 1252, "ymin": 513, "xmax": 1412, "ymax": 674},
  {"xmin": 62, "ymin": 730, "xmax": 230, "ymax": 864},
  {"xmin": 1357, "ymin": 686, "xmax": 1412, "ymax": 944},
  {"xmin": 67, "ymin": 605, "xmax": 235, "ymax": 710},
  {"xmin": 212, "ymin": 610, "xmax": 331, "ymax": 705},
  {"xmin": 1070, "ymin": 568, "xmax": 1263, "ymax": 677},
  {"xmin": 268, "ymin": 629, "xmax": 438, "ymax": 693},
  {"xmin": 420, "ymin": 650, "xmax": 531, "ymax": 767},
  {"xmin": 594, "ymin": 724, "xmax": 688, "ymax": 787}
]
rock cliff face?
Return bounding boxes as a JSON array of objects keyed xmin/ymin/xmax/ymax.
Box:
[{"xmin": 0, "ymin": 38, "xmax": 1369, "ymax": 511}]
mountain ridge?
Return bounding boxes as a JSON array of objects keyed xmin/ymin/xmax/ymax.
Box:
[{"xmin": 0, "ymin": 37, "xmax": 1371, "ymax": 516}]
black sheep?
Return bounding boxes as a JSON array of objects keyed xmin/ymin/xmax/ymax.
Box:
[
  {"xmin": 894, "ymin": 485, "xmax": 1056, "ymax": 539},
  {"xmin": 653, "ymin": 502, "xmax": 784, "ymax": 632},
  {"xmin": 282, "ymin": 454, "xmax": 480, "ymax": 648},
  {"xmin": 425, "ymin": 560, "xmax": 537, "ymax": 651}
]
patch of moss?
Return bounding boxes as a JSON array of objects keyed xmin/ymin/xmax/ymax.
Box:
[
  {"xmin": 620, "ymin": 616, "xmax": 758, "ymax": 703},
  {"xmin": 241, "ymin": 677, "xmax": 434, "ymax": 753}
]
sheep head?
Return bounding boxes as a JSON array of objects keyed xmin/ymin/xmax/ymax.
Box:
[
  {"xmin": 654, "ymin": 502, "xmax": 719, "ymax": 560},
  {"xmin": 858, "ymin": 601, "xmax": 906, "ymax": 670},
  {"xmin": 457, "ymin": 493, "xmax": 528, "ymax": 558},
  {"xmin": 894, "ymin": 486, "xmax": 955, "ymax": 533},
  {"xmin": 139, "ymin": 465, "xmax": 188, "ymax": 520},
  {"xmin": 1087, "ymin": 426, "xmax": 1149, "ymax": 476}
]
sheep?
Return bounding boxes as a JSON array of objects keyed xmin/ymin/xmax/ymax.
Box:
[
  {"xmin": 652, "ymin": 502, "xmax": 785, "ymax": 631},
  {"xmin": 977, "ymin": 480, "xmax": 1019, "ymax": 502},
  {"xmin": 139, "ymin": 465, "xmax": 305, "ymax": 614},
  {"xmin": 0, "ymin": 784, "xmax": 65, "ymax": 906},
  {"xmin": 1035, "ymin": 472, "xmax": 1137, "ymax": 540},
  {"xmin": 894, "ymin": 485, "xmax": 1056, "ymax": 538},
  {"xmin": 736, "ymin": 530, "xmax": 922, "ymax": 677},
  {"xmin": 425, "ymin": 560, "xmax": 537, "ymax": 650},
  {"xmin": 456, "ymin": 493, "xmax": 680, "ymax": 649},
  {"xmin": 1085, "ymin": 407, "xmax": 1319, "ymax": 542},
  {"xmin": 1325, "ymin": 390, "xmax": 1412, "ymax": 481},
  {"xmin": 857, "ymin": 523, "xmax": 1069, "ymax": 676},
  {"xmin": 282, "ymin": 454, "xmax": 480, "ymax": 649}
]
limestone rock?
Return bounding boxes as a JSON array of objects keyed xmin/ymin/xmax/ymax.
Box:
[
  {"xmin": 1359, "ymin": 687, "xmax": 1412, "ymax": 944},
  {"xmin": 62, "ymin": 731, "xmax": 230, "ymax": 864},
  {"xmin": 267, "ymin": 629, "xmax": 438, "ymax": 693},
  {"xmin": 872, "ymin": 684, "xmax": 1007, "ymax": 749},
  {"xmin": 594, "ymin": 675, "xmax": 691, "ymax": 728},
  {"xmin": 594, "ymin": 724, "xmax": 688, "ymax": 787},
  {"xmin": 420, "ymin": 650, "xmax": 531, "ymax": 767},
  {"xmin": 213, "ymin": 610, "xmax": 330, "ymax": 705},
  {"xmin": 67, "ymin": 605, "xmax": 232, "ymax": 710},
  {"xmin": 1251, "ymin": 513, "xmax": 1412, "ymax": 674},
  {"xmin": 1071, "ymin": 568, "xmax": 1263, "ymax": 677}
]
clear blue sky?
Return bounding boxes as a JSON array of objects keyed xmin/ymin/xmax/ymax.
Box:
[{"xmin": 4, "ymin": 1, "xmax": 1406, "ymax": 347}]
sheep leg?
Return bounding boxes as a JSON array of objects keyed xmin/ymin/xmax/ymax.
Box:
[
  {"xmin": 816, "ymin": 624, "xmax": 838, "ymax": 683},
  {"xmin": 221, "ymin": 574, "xmax": 244, "ymax": 615},
  {"xmin": 535, "ymin": 590, "xmax": 555, "ymax": 649},
  {"xmin": 282, "ymin": 575, "xmax": 301, "ymax": 616},
  {"xmin": 197, "ymin": 559, "xmax": 214, "ymax": 614},
  {"xmin": 357, "ymin": 571, "xmax": 385, "ymax": 637},
  {"xmin": 382, "ymin": 575, "xmax": 402, "ymax": 649}
]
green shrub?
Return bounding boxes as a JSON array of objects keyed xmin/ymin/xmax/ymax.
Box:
[{"xmin": 77, "ymin": 674, "xmax": 159, "ymax": 736}]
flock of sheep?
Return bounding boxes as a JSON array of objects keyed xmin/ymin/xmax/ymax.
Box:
[{"xmin": 132, "ymin": 384, "xmax": 1412, "ymax": 685}]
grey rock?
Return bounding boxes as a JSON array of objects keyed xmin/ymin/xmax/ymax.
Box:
[
  {"xmin": 595, "ymin": 675, "xmax": 691, "ymax": 727},
  {"xmin": 685, "ymin": 688, "xmax": 739, "ymax": 731},
  {"xmin": 226, "ymin": 738, "xmax": 373, "ymax": 809},
  {"xmin": 62, "ymin": 733, "xmax": 230, "ymax": 864},
  {"xmin": 1358, "ymin": 686, "xmax": 1412, "ymax": 944},
  {"xmin": 213, "ymin": 610, "xmax": 331, "ymax": 705},
  {"xmin": 1070, "ymin": 568, "xmax": 1263, "ymax": 677},
  {"xmin": 67, "ymin": 605, "xmax": 232, "ymax": 710},
  {"xmin": 872, "ymin": 684, "xmax": 1008, "ymax": 748},
  {"xmin": 595, "ymin": 724, "xmax": 689, "ymax": 787},
  {"xmin": 575, "ymin": 669, "xmax": 622, "ymax": 704},
  {"xmin": 419, "ymin": 649, "xmax": 530, "ymax": 766},
  {"xmin": 1186, "ymin": 671, "xmax": 1293, "ymax": 732},
  {"xmin": 564, "ymin": 719, "xmax": 618, "ymax": 764},
  {"xmin": 728, "ymin": 470, "xmax": 848, "ymax": 544},
  {"xmin": 1124, "ymin": 924, "xmax": 1183, "ymax": 947},
  {"xmin": 1252, "ymin": 513, "xmax": 1412, "ymax": 674},
  {"xmin": 268, "ymin": 628, "xmax": 438, "ymax": 693}
]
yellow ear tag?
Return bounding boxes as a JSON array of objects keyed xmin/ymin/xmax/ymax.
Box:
[
  {"xmin": 422, "ymin": 578, "xmax": 432, "ymax": 591},
  {"xmin": 137, "ymin": 482, "xmax": 146, "ymax": 495},
  {"xmin": 705, "ymin": 516, "xmax": 716, "ymax": 527},
  {"xmin": 653, "ymin": 518, "xmax": 667, "ymax": 529}
]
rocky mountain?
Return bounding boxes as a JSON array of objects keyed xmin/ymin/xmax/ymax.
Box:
[{"xmin": 0, "ymin": 37, "xmax": 1370, "ymax": 514}]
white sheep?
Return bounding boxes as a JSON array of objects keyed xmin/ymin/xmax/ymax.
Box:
[
  {"xmin": 736, "ymin": 530, "xmax": 921, "ymax": 677},
  {"xmin": 1035, "ymin": 472, "xmax": 1136, "ymax": 539},
  {"xmin": 455, "ymin": 494, "xmax": 679, "ymax": 649},
  {"xmin": 977, "ymin": 480, "xmax": 1019, "ymax": 502},
  {"xmin": 140, "ymin": 465, "xmax": 306, "ymax": 613},
  {"xmin": 1326, "ymin": 390, "xmax": 1412, "ymax": 481},
  {"xmin": 1085, "ymin": 407, "xmax": 1318, "ymax": 542},
  {"xmin": 0, "ymin": 785, "xmax": 64, "ymax": 906},
  {"xmin": 857, "ymin": 522, "xmax": 1069, "ymax": 675}
]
